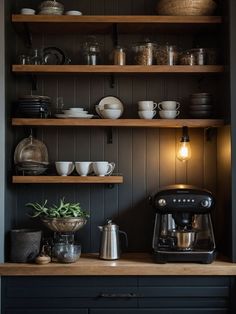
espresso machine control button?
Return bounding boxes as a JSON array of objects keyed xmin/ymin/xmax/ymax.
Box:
[
  {"xmin": 201, "ymin": 199, "xmax": 211, "ymax": 208},
  {"xmin": 158, "ymin": 198, "xmax": 166, "ymax": 207}
]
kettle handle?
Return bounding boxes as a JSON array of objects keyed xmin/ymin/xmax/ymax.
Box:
[{"xmin": 119, "ymin": 230, "xmax": 128, "ymax": 248}]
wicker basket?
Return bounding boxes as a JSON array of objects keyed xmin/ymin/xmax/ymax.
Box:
[{"xmin": 156, "ymin": 0, "xmax": 217, "ymax": 16}]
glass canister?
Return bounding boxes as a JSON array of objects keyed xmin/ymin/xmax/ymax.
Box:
[
  {"xmin": 180, "ymin": 50, "xmax": 196, "ymax": 65},
  {"xmin": 190, "ymin": 48, "xmax": 207, "ymax": 65},
  {"xmin": 132, "ymin": 40, "xmax": 157, "ymax": 65},
  {"xmin": 82, "ymin": 36, "xmax": 101, "ymax": 65},
  {"xmin": 112, "ymin": 46, "xmax": 126, "ymax": 65},
  {"xmin": 156, "ymin": 44, "xmax": 179, "ymax": 65}
]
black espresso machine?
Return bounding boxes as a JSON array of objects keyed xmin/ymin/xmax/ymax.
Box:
[{"xmin": 152, "ymin": 185, "xmax": 216, "ymax": 263}]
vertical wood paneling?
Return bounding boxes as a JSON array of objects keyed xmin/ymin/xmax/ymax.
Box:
[
  {"xmin": 159, "ymin": 129, "xmax": 176, "ymax": 188},
  {"xmin": 187, "ymin": 129, "xmax": 204, "ymax": 187}
]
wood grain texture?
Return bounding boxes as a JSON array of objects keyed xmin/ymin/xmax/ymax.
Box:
[
  {"xmin": 11, "ymin": 15, "xmax": 222, "ymax": 24},
  {"xmin": 12, "ymin": 176, "xmax": 123, "ymax": 184},
  {"xmin": 11, "ymin": 118, "xmax": 224, "ymax": 128},
  {"xmin": 12, "ymin": 65, "xmax": 224, "ymax": 73},
  {"xmin": 0, "ymin": 253, "xmax": 236, "ymax": 276}
]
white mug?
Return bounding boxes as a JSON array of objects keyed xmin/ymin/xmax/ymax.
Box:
[
  {"xmin": 138, "ymin": 110, "xmax": 156, "ymax": 120},
  {"xmin": 92, "ymin": 161, "xmax": 115, "ymax": 177},
  {"xmin": 55, "ymin": 161, "xmax": 74, "ymax": 176},
  {"xmin": 159, "ymin": 110, "xmax": 180, "ymax": 119},
  {"xmin": 75, "ymin": 161, "xmax": 92, "ymax": 176},
  {"xmin": 158, "ymin": 101, "xmax": 180, "ymax": 110},
  {"xmin": 138, "ymin": 101, "xmax": 157, "ymax": 111}
]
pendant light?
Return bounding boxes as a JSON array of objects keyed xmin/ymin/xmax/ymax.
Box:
[{"xmin": 177, "ymin": 126, "xmax": 191, "ymax": 162}]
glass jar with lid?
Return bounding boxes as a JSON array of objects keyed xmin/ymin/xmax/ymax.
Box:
[
  {"xmin": 82, "ymin": 36, "xmax": 101, "ymax": 65},
  {"xmin": 180, "ymin": 50, "xmax": 196, "ymax": 66},
  {"xmin": 190, "ymin": 48, "xmax": 207, "ymax": 65},
  {"xmin": 112, "ymin": 46, "xmax": 126, "ymax": 65},
  {"xmin": 156, "ymin": 44, "xmax": 179, "ymax": 65},
  {"xmin": 132, "ymin": 40, "xmax": 157, "ymax": 66}
]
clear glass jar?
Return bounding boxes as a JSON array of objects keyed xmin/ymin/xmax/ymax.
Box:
[
  {"xmin": 18, "ymin": 53, "xmax": 31, "ymax": 65},
  {"xmin": 180, "ymin": 50, "xmax": 196, "ymax": 65},
  {"xmin": 132, "ymin": 40, "xmax": 157, "ymax": 65},
  {"xmin": 190, "ymin": 48, "xmax": 207, "ymax": 65},
  {"xmin": 30, "ymin": 48, "xmax": 43, "ymax": 65},
  {"xmin": 112, "ymin": 46, "xmax": 126, "ymax": 65},
  {"xmin": 82, "ymin": 36, "xmax": 101, "ymax": 65},
  {"xmin": 156, "ymin": 44, "xmax": 179, "ymax": 65}
]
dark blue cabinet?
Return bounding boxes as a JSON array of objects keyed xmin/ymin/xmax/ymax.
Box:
[{"xmin": 1, "ymin": 276, "xmax": 235, "ymax": 313}]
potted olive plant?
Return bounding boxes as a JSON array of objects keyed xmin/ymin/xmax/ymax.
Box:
[{"xmin": 27, "ymin": 198, "xmax": 89, "ymax": 233}]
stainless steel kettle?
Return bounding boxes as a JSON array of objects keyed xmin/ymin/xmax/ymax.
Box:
[{"xmin": 98, "ymin": 220, "xmax": 128, "ymax": 260}]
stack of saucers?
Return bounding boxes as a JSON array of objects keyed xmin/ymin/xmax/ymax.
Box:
[
  {"xmin": 38, "ymin": 1, "xmax": 64, "ymax": 15},
  {"xmin": 55, "ymin": 107, "xmax": 94, "ymax": 119},
  {"xmin": 14, "ymin": 95, "xmax": 51, "ymax": 118},
  {"xmin": 189, "ymin": 93, "xmax": 213, "ymax": 118}
]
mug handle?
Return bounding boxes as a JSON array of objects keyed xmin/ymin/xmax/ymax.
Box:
[
  {"xmin": 153, "ymin": 110, "xmax": 157, "ymax": 117},
  {"xmin": 176, "ymin": 102, "xmax": 180, "ymax": 110},
  {"xmin": 157, "ymin": 102, "xmax": 162, "ymax": 110},
  {"xmin": 176, "ymin": 110, "xmax": 180, "ymax": 116},
  {"xmin": 106, "ymin": 162, "xmax": 115, "ymax": 176},
  {"xmin": 153, "ymin": 102, "xmax": 157, "ymax": 110}
]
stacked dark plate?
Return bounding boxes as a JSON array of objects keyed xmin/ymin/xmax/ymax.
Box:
[
  {"xmin": 14, "ymin": 95, "xmax": 51, "ymax": 118},
  {"xmin": 189, "ymin": 93, "xmax": 213, "ymax": 118}
]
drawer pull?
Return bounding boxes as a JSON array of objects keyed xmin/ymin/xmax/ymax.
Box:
[{"xmin": 99, "ymin": 293, "xmax": 137, "ymax": 298}]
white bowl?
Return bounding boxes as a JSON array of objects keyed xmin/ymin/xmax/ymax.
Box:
[
  {"xmin": 138, "ymin": 110, "xmax": 156, "ymax": 120},
  {"xmin": 104, "ymin": 103, "xmax": 121, "ymax": 110},
  {"xmin": 100, "ymin": 109, "xmax": 122, "ymax": 119},
  {"xmin": 159, "ymin": 110, "xmax": 180, "ymax": 119},
  {"xmin": 65, "ymin": 10, "xmax": 82, "ymax": 15},
  {"xmin": 21, "ymin": 8, "xmax": 36, "ymax": 15}
]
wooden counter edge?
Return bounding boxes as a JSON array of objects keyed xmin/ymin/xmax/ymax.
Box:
[{"xmin": 1, "ymin": 253, "xmax": 236, "ymax": 276}]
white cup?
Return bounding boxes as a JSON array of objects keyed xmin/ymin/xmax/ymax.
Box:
[
  {"xmin": 75, "ymin": 161, "xmax": 92, "ymax": 176},
  {"xmin": 138, "ymin": 101, "xmax": 157, "ymax": 111},
  {"xmin": 138, "ymin": 110, "xmax": 156, "ymax": 120},
  {"xmin": 92, "ymin": 161, "xmax": 115, "ymax": 177},
  {"xmin": 55, "ymin": 161, "xmax": 74, "ymax": 176},
  {"xmin": 158, "ymin": 101, "xmax": 180, "ymax": 110},
  {"xmin": 159, "ymin": 110, "xmax": 180, "ymax": 119}
]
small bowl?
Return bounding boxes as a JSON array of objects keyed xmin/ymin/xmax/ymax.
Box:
[
  {"xmin": 65, "ymin": 10, "xmax": 82, "ymax": 15},
  {"xmin": 159, "ymin": 110, "xmax": 180, "ymax": 119},
  {"xmin": 104, "ymin": 103, "xmax": 121, "ymax": 110},
  {"xmin": 21, "ymin": 8, "xmax": 36, "ymax": 15},
  {"xmin": 138, "ymin": 110, "xmax": 156, "ymax": 120},
  {"xmin": 100, "ymin": 109, "xmax": 122, "ymax": 119}
]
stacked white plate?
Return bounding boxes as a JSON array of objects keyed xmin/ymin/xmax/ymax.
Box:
[{"xmin": 55, "ymin": 107, "xmax": 94, "ymax": 119}]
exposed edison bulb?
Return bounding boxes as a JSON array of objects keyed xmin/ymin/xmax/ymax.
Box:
[{"xmin": 177, "ymin": 141, "xmax": 191, "ymax": 162}]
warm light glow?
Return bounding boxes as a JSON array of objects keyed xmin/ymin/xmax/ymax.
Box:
[{"xmin": 177, "ymin": 141, "xmax": 191, "ymax": 162}]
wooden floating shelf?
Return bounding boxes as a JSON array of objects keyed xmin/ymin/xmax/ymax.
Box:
[
  {"xmin": 12, "ymin": 15, "xmax": 222, "ymax": 34},
  {"xmin": 12, "ymin": 118, "xmax": 224, "ymax": 128},
  {"xmin": 12, "ymin": 176, "xmax": 123, "ymax": 184},
  {"xmin": 12, "ymin": 65, "xmax": 224, "ymax": 74}
]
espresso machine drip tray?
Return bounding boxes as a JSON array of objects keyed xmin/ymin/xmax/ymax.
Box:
[{"xmin": 151, "ymin": 184, "xmax": 216, "ymax": 264}]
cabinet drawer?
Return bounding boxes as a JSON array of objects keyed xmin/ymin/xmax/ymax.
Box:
[
  {"xmin": 91, "ymin": 309, "xmax": 229, "ymax": 314},
  {"xmin": 5, "ymin": 310, "xmax": 88, "ymax": 314},
  {"xmin": 3, "ymin": 277, "xmax": 138, "ymax": 309}
]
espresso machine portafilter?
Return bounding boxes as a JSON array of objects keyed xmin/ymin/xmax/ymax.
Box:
[{"xmin": 151, "ymin": 184, "xmax": 216, "ymax": 264}]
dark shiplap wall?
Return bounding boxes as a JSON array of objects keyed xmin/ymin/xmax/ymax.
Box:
[{"xmin": 6, "ymin": 0, "xmax": 225, "ymax": 254}]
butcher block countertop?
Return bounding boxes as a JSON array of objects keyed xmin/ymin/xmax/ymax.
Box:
[{"xmin": 0, "ymin": 253, "xmax": 236, "ymax": 276}]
